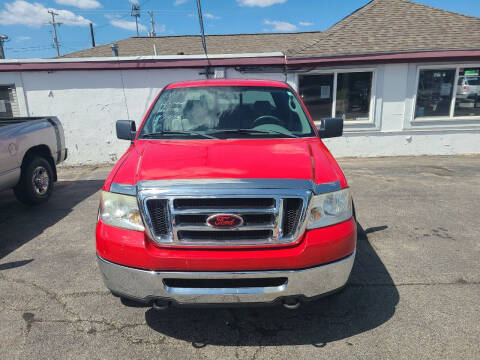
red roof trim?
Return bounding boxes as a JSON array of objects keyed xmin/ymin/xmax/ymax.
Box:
[
  {"xmin": 0, "ymin": 56, "xmax": 285, "ymax": 72},
  {"xmin": 1, "ymin": 50, "xmax": 479, "ymax": 72},
  {"xmin": 287, "ymin": 50, "xmax": 480, "ymax": 66}
]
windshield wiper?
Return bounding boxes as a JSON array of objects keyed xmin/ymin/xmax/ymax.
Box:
[
  {"xmin": 141, "ymin": 130, "xmax": 218, "ymax": 139},
  {"xmin": 208, "ymin": 129, "xmax": 298, "ymax": 138}
]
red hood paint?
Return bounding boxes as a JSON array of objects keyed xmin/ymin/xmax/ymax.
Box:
[{"xmin": 104, "ymin": 137, "xmax": 347, "ymax": 189}]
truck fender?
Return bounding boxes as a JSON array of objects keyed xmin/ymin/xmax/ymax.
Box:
[{"xmin": 20, "ymin": 145, "xmax": 57, "ymax": 182}]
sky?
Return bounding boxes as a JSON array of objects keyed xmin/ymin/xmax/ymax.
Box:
[{"xmin": 1, "ymin": 0, "xmax": 479, "ymax": 59}]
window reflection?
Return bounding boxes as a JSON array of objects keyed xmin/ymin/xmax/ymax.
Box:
[
  {"xmin": 298, "ymin": 74, "xmax": 334, "ymax": 122},
  {"xmin": 415, "ymin": 69, "xmax": 455, "ymax": 118},
  {"xmin": 335, "ymin": 72, "xmax": 373, "ymax": 121},
  {"xmin": 298, "ymin": 72, "xmax": 373, "ymax": 123},
  {"xmin": 454, "ymin": 68, "xmax": 480, "ymax": 117},
  {"xmin": 0, "ymin": 85, "xmax": 15, "ymax": 118}
]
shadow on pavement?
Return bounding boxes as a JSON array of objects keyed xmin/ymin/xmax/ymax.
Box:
[
  {"xmin": 144, "ymin": 223, "xmax": 398, "ymax": 346},
  {"xmin": 0, "ymin": 259, "xmax": 34, "ymax": 271},
  {"xmin": 0, "ymin": 179, "xmax": 103, "ymax": 262}
]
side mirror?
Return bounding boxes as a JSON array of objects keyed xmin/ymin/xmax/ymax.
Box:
[
  {"xmin": 316, "ymin": 117, "xmax": 343, "ymax": 138},
  {"xmin": 116, "ymin": 120, "xmax": 136, "ymax": 141}
]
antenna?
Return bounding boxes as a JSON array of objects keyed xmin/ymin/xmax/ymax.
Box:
[
  {"xmin": 148, "ymin": 11, "xmax": 156, "ymax": 37},
  {"xmin": 48, "ymin": 10, "xmax": 62, "ymax": 56},
  {"xmin": 89, "ymin": 23, "xmax": 95, "ymax": 47},
  {"xmin": 195, "ymin": 0, "xmax": 211, "ymax": 78},
  {"xmin": 131, "ymin": 3, "xmax": 141, "ymax": 36},
  {"xmin": 0, "ymin": 35, "xmax": 9, "ymax": 59}
]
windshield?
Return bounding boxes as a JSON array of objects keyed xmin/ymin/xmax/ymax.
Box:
[
  {"xmin": 465, "ymin": 76, "xmax": 480, "ymax": 85},
  {"xmin": 138, "ymin": 86, "xmax": 316, "ymax": 139}
]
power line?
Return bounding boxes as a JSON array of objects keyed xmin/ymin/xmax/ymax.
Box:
[
  {"xmin": 5, "ymin": 46, "xmax": 52, "ymax": 50},
  {"xmin": 68, "ymin": 9, "xmax": 190, "ymax": 14},
  {"xmin": 196, "ymin": 0, "xmax": 207, "ymax": 57},
  {"xmin": 195, "ymin": 0, "xmax": 211, "ymax": 78}
]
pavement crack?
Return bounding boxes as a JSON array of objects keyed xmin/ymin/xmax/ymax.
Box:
[
  {"xmin": 62, "ymin": 290, "xmax": 111, "ymax": 297},
  {"xmin": 0, "ymin": 273, "xmax": 80, "ymax": 319},
  {"xmin": 0, "ymin": 273, "xmax": 145, "ymax": 336}
]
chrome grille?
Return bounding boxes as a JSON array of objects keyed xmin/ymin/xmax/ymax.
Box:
[
  {"xmin": 173, "ymin": 198, "xmax": 275, "ymax": 209},
  {"xmin": 177, "ymin": 230, "xmax": 273, "ymax": 241},
  {"xmin": 137, "ymin": 180, "xmax": 313, "ymax": 247},
  {"xmin": 157, "ymin": 196, "xmax": 280, "ymax": 245},
  {"xmin": 174, "ymin": 213, "xmax": 274, "ymax": 227}
]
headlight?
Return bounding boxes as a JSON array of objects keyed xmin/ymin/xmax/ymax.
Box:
[
  {"xmin": 307, "ymin": 188, "xmax": 352, "ymax": 229},
  {"xmin": 99, "ymin": 191, "xmax": 144, "ymax": 231}
]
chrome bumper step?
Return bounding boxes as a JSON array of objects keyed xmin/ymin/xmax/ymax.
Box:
[{"xmin": 97, "ymin": 251, "xmax": 355, "ymax": 305}]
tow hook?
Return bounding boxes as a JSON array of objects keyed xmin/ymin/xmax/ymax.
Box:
[
  {"xmin": 282, "ymin": 297, "xmax": 301, "ymax": 310},
  {"xmin": 152, "ymin": 299, "xmax": 170, "ymax": 311}
]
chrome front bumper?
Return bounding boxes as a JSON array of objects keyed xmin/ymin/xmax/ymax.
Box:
[{"xmin": 97, "ymin": 252, "xmax": 355, "ymax": 305}]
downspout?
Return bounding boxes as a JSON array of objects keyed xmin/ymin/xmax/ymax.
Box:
[{"xmin": 18, "ymin": 71, "xmax": 30, "ymax": 117}]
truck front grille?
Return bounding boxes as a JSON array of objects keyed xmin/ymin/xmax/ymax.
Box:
[
  {"xmin": 141, "ymin": 191, "xmax": 308, "ymax": 247},
  {"xmin": 177, "ymin": 230, "xmax": 273, "ymax": 241}
]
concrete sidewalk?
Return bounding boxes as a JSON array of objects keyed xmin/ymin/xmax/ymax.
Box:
[{"xmin": 0, "ymin": 155, "xmax": 479, "ymax": 359}]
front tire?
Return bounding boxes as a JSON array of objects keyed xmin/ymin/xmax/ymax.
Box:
[{"xmin": 14, "ymin": 156, "xmax": 54, "ymax": 205}]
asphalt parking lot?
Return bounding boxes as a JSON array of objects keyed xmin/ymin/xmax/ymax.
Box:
[{"xmin": 0, "ymin": 155, "xmax": 479, "ymax": 359}]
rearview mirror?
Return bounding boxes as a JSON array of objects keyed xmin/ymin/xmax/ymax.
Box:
[
  {"xmin": 316, "ymin": 117, "xmax": 343, "ymax": 138},
  {"xmin": 116, "ymin": 120, "xmax": 136, "ymax": 141}
]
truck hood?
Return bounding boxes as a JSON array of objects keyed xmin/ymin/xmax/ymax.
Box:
[{"xmin": 110, "ymin": 138, "xmax": 345, "ymax": 187}]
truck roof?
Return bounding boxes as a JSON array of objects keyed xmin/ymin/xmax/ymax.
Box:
[{"xmin": 166, "ymin": 79, "xmax": 289, "ymax": 89}]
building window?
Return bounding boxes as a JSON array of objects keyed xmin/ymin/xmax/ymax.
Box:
[
  {"xmin": 415, "ymin": 69, "xmax": 455, "ymax": 118},
  {"xmin": 335, "ymin": 72, "xmax": 372, "ymax": 121},
  {"xmin": 299, "ymin": 71, "xmax": 374, "ymax": 123},
  {"xmin": 0, "ymin": 85, "xmax": 19, "ymax": 118},
  {"xmin": 454, "ymin": 67, "xmax": 480, "ymax": 117},
  {"xmin": 298, "ymin": 74, "xmax": 334, "ymax": 120},
  {"xmin": 414, "ymin": 66, "xmax": 480, "ymax": 120}
]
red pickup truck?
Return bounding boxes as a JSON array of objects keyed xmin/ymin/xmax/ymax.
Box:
[{"xmin": 96, "ymin": 79, "xmax": 356, "ymax": 310}]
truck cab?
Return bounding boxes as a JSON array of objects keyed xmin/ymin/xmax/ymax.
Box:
[{"xmin": 96, "ymin": 79, "xmax": 356, "ymax": 309}]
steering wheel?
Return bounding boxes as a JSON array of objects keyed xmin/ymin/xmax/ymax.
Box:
[{"xmin": 252, "ymin": 115, "xmax": 283, "ymax": 127}]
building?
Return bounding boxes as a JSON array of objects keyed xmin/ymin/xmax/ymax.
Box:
[{"xmin": 1, "ymin": 0, "xmax": 480, "ymax": 165}]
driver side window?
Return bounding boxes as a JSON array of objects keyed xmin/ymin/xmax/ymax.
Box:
[
  {"xmin": 243, "ymin": 91, "xmax": 276, "ymax": 107},
  {"xmin": 243, "ymin": 90, "xmax": 280, "ymax": 127}
]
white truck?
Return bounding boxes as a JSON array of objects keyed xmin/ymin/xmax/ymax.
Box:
[{"xmin": 0, "ymin": 117, "xmax": 67, "ymax": 204}]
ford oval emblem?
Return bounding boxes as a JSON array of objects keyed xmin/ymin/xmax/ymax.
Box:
[{"xmin": 207, "ymin": 214, "xmax": 244, "ymax": 228}]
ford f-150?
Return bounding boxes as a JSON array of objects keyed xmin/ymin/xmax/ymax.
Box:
[{"xmin": 96, "ymin": 79, "xmax": 356, "ymax": 310}]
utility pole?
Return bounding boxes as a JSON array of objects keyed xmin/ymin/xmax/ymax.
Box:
[
  {"xmin": 148, "ymin": 11, "xmax": 156, "ymax": 37},
  {"xmin": 48, "ymin": 10, "xmax": 62, "ymax": 56},
  {"xmin": 131, "ymin": 4, "xmax": 141, "ymax": 36},
  {"xmin": 0, "ymin": 35, "xmax": 9, "ymax": 59},
  {"xmin": 89, "ymin": 23, "xmax": 95, "ymax": 47}
]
